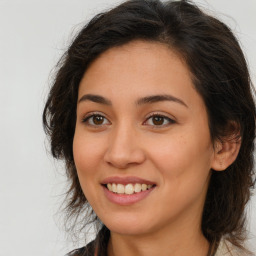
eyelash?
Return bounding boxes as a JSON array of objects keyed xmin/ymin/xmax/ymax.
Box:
[
  {"xmin": 144, "ymin": 113, "xmax": 176, "ymax": 127},
  {"xmin": 81, "ymin": 112, "xmax": 175, "ymax": 128},
  {"xmin": 82, "ymin": 112, "xmax": 111, "ymax": 127}
]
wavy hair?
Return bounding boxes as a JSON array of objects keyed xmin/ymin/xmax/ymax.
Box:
[{"xmin": 43, "ymin": 0, "xmax": 256, "ymax": 253}]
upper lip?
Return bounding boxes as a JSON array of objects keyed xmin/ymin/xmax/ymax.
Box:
[{"xmin": 101, "ymin": 176, "xmax": 156, "ymax": 185}]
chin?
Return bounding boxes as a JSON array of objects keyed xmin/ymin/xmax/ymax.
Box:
[
  {"xmin": 108, "ymin": 224, "xmax": 149, "ymax": 236},
  {"xmin": 102, "ymin": 214, "xmax": 156, "ymax": 236}
]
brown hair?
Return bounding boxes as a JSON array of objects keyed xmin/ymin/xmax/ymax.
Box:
[{"xmin": 43, "ymin": 0, "xmax": 256, "ymax": 253}]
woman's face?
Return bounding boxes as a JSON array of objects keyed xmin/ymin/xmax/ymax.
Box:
[{"xmin": 73, "ymin": 40, "xmax": 217, "ymax": 236}]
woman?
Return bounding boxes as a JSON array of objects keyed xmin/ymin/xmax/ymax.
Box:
[{"xmin": 43, "ymin": 0, "xmax": 256, "ymax": 255}]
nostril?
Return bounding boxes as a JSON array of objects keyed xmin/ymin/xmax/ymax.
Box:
[{"xmin": 104, "ymin": 150, "xmax": 146, "ymax": 169}]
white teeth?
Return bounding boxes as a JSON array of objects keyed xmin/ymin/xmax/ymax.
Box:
[
  {"xmin": 125, "ymin": 184, "xmax": 134, "ymax": 195},
  {"xmin": 107, "ymin": 183, "xmax": 112, "ymax": 191},
  {"xmin": 141, "ymin": 184, "xmax": 147, "ymax": 191},
  {"xmin": 112, "ymin": 183, "xmax": 117, "ymax": 193},
  {"xmin": 106, "ymin": 183, "xmax": 154, "ymax": 194},
  {"xmin": 117, "ymin": 184, "xmax": 125, "ymax": 194},
  {"xmin": 134, "ymin": 183, "xmax": 142, "ymax": 193}
]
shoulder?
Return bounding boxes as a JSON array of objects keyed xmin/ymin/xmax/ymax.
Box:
[
  {"xmin": 65, "ymin": 247, "xmax": 88, "ymax": 256},
  {"xmin": 66, "ymin": 226, "xmax": 109, "ymax": 256},
  {"xmin": 65, "ymin": 240, "xmax": 95, "ymax": 256},
  {"xmin": 215, "ymin": 239, "xmax": 252, "ymax": 256}
]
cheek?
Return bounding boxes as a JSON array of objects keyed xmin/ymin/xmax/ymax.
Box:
[
  {"xmin": 73, "ymin": 131, "xmax": 103, "ymax": 170},
  {"xmin": 72, "ymin": 131, "xmax": 106, "ymax": 197},
  {"xmin": 147, "ymin": 126, "xmax": 213, "ymax": 183},
  {"xmin": 150, "ymin": 133, "xmax": 212, "ymax": 213},
  {"xmin": 73, "ymin": 132, "xmax": 105, "ymax": 205}
]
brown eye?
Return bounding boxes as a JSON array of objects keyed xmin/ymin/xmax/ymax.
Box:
[
  {"xmin": 152, "ymin": 116, "xmax": 164, "ymax": 125},
  {"xmin": 144, "ymin": 114, "xmax": 175, "ymax": 127},
  {"xmin": 82, "ymin": 114, "xmax": 110, "ymax": 126},
  {"xmin": 93, "ymin": 115, "xmax": 104, "ymax": 125}
]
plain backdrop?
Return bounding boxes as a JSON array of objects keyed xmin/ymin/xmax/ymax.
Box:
[{"xmin": 0, "ymin": 0, "xmax": 255, "ymax": 255}]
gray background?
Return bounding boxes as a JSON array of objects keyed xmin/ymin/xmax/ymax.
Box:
[{"xmin": 0, "ymin": 0, "xmax": 255, "ymax": 255}]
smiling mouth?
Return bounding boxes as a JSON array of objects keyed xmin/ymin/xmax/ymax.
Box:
[{"xmin": 104, "ymin": 183, "xmax": 155, "ymax": 195}]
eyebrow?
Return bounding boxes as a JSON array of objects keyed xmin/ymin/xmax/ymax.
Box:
[
  {"xmin": 78, "ymin": 93, "xmax": 188, "ymax": 108},
  {"xmin": 78, "ymin": 94, "xmax": 112, "ymax": 105},
  {"xmin": 136, "ymin": 94, "xmax": 188, "ymax": 108}
]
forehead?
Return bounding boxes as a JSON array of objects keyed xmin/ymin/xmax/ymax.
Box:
[
  {"xmin": 82, "ymin": 40, "xmax": 191, "ymax": 83},
  {"xmin": 78, "ymin": 40, "xmax": 203, "ymax": 110}
]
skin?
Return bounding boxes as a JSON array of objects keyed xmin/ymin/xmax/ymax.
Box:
[{"xmin": 73, "ymin": 40, "xmax": 239, "ymax": 256}]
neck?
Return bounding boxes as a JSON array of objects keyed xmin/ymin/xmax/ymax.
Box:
[{"xmin": 107, "ymin": 223, "xmax": 210, "ymax": 256}]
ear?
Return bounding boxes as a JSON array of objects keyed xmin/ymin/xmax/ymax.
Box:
[{"xmin": 211, "ymin": 136, "xmax": 241, "ymax": 171}]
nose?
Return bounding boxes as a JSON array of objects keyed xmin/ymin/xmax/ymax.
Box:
[{"xmin": 104, "ymin": 124, "xmax": 146, "ymax": 169}]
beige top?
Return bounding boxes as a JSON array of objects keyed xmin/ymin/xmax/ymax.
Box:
[
  {"xmin": 215, "ymin": 240, "xmax": 235, "ymax": 256},
  {"xmin": 215, "ymin": 240, "xmax": 251, "ymax": 256}
]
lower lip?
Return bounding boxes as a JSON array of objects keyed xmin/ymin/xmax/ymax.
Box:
[{"xmin": 102, "ymin": 186, "xmax": 155, "ymax": 206}]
